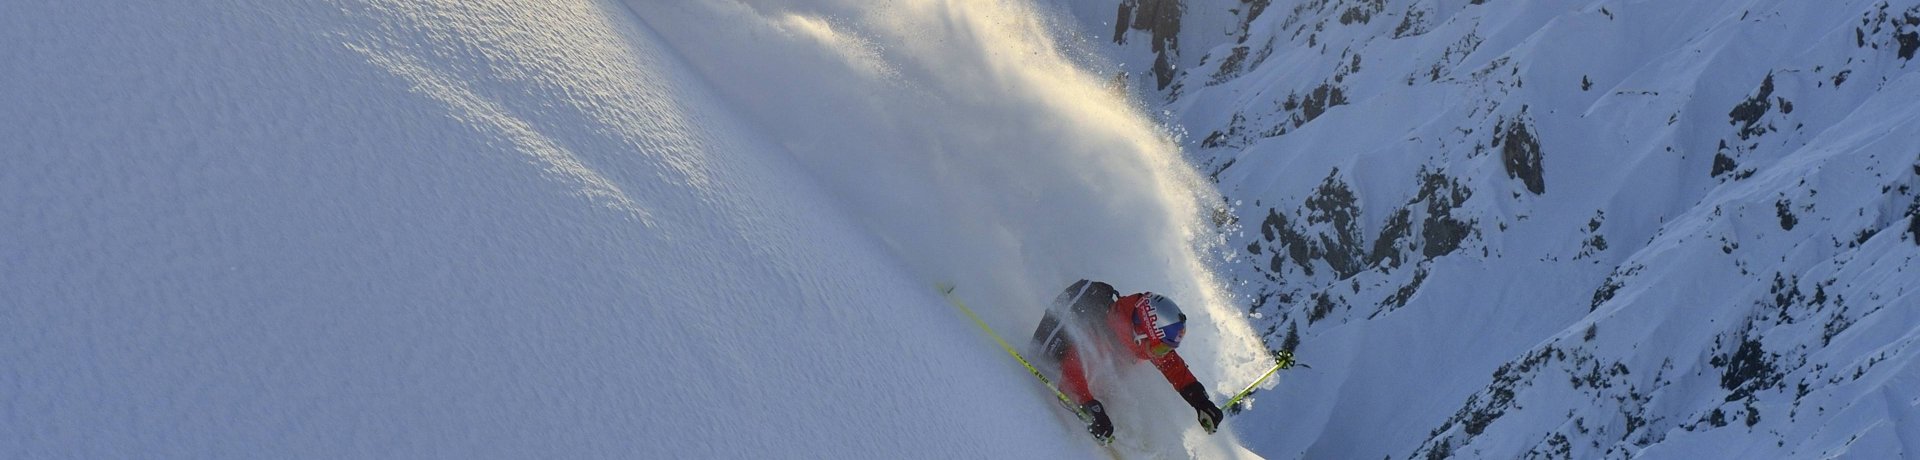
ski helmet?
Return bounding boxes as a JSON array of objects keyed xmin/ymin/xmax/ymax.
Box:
[{"xmin": 1131, "ymin": 293, "xmax": 1187, "ymax": 357}]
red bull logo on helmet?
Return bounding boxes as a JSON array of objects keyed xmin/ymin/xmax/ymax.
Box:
[{"xmin": 1135, "ymin": 294, "xmax": 1186, "ymax": 353}]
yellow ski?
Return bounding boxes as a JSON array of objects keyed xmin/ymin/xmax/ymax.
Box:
[{"xmin": 934, "ymin": 283, "xmax": 1108, "ymax": 445}]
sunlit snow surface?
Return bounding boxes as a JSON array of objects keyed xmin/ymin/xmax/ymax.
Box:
[
  {"xmin": 3, "ymin": 0, "xmax": 1266, "ymax": 458},
  {"xmin": 17, "ymin": 0, "xmax": 1918, "ymax": 458}
]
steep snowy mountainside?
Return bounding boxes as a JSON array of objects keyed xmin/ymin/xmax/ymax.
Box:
[
  {"xmin": 1045, "ymin": 0, "xmax": 1920, "ymax": 458},
  {"xmin": 0, "ymin": 1, "xmax": 1218, "ymax": 457}
]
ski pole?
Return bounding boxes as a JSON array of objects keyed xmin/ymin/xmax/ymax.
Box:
[
  {"xmin": 1222, "ymin": 349, "xmax": 1300, "ymax": 414},
  {"xmin": 1202, "ymin": 349, "xmax": 1305, "ymax": 433}
]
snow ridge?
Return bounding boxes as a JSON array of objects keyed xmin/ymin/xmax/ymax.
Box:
[{"xmin": 1055, "ymin": 0, "xmax": 1920, "ymax": 458}]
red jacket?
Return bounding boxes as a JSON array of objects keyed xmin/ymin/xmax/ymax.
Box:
[{"xmin": 1058, "ymin": 293, "xmax": 1200, "ymax": 405}]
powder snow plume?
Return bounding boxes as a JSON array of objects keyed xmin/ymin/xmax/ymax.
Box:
[{"xmin": 631, "ymin": 0, "xmax": 1274, "ymax": 455}]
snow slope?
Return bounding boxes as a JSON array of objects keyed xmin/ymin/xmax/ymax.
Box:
[
  {"xmin": 1044, "ymin": 0, "xmax": 1920, "ymax": 458},
  {"xmin": 3, "ymin": 1, "xmax": 1268, "ymax": 458}
]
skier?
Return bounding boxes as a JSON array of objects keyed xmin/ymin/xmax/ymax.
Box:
[{"xmin": 1028, "ymin": 279, "xmax": 1224, "ymax": 441}]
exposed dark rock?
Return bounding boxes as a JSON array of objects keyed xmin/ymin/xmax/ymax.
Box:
[
  {"xmin": 1306, "ymin": 171, "xmax": 1366, "ymax": 278},
  {"xmin": 1854, "ymin": 228, "xmax": 1878, "ymax": 246},
  {"xmin": 1212, "ymin": 38, "xmax": 1275, "ymax": 87},
  {"xmin": 1260, "ymin": 207, "xmax": 1317, "ymax": 275},
  {"xmin": 1425, "ymin": 438, "xmax": 1452, "ymax": 460},
  {"xmin": 1416, "ymin": 171, "xmax": 1475, "ymax": 258},
  {"xmin": 1495, "ymin": 111, "xmax": 1547, "ymax": 195},
  {"xmin": 1591, "ymin": 265, "xmax": 1641, "ymax": 311},
  {"xmin": 1909, "ymin": 196, "xmax": 1920, "ymax": 245},
  {"xmin": 1536, "ymin": 433, "xmax": 1573, "ymax": 459},
  {"xmin": 1371, "ymin": 209, "xmax": 1413, "ymax": 268},
  {"xmin": 1421, "ymin": 32, "xmax": 1483, "ymax": 83},
  {"xmin": 1414, "ymin": 345, "xmax": 1563, "ymax": 458},
  {"xmin": 1298, "ymin": 83, "xmax": 1350, "ymax": 126},
  {"xmin": 1201, "ymin": 113, "xmax": 1249, "ymax": 148},
  {"xmin": 1712, "ymin": 149, "xmax": 1739, "ymax": 178},
  {"xmin": 1422, "ymin": 213, "xmax": 1474, "ymax": 258},
  {"xmin": 1153, "ymin": 52, "xmax": 1177, "ymax": 90},
  {"xmin": 1583, "ymin": 235, "xmax": 1607, "ymax": 256},
  {"xmin": 1115, "ymin": 0, "xmax": 1185, "ymax": 89},
  {"xmin": 1775, "ymin": 199, "xmax": 1798, "ymax": 231},
  {"xmin": 1121, "ymin": 0, "xmax": 1183, "ymax": 54},
  {"xmin": 1260, "ymin": 208, "xmax": 1280, "ymax": 241},
  {"xmin": 1714, "ymin": 337, "xmax": 1782, "ymax": 402},
  {"xmin": 1339, "ymin": 0, "xmax": 1385, "ymax": 25},
  {"xmin": 1823, "ymin": 299, "xmax": 1854, "ymax": 346},
  {"xmin": 1308, "ymin": 292, "xmax": 1338, "ymax": 323},
  {"xmin": 1382, "ymin": 267, "xmax": 1428, "ymax": 310},
  {"xmin": 1729, "ymin": 74, "xmax": 1775, "ymax": 141},
  {"xmin": 1281, "ymin": 321, "xmax": 1301, "ymax": 352},
  {"xmin": 1234, "ymin": 0, "xmax": 1272, "ymax": 44},
  {"xmin": 1211, "ymin": 46, "xmax": 1251, "ymax": 84},
  {"xmin": 1394, "ymin": 6, "xmax": 1430, "ymax": 38},
  {"xmin": 1768, "ymin": 273, "xmax": 1804, "ymax": 324}
]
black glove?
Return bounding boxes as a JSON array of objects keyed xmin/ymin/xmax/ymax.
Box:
[
  {"xmin": 1081, "ymin": 400, "xmax": 1114, "ymax": 442},
  {"xmin": 1179, "ymin": 383, "xmax": 1224, "ymax": 434}
]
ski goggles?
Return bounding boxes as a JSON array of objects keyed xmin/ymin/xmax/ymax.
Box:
[
  {"xmin": 1134, "ymin": 322, "xmax": 1185, "ymax": 358},
  {"xmin": 1150, "ymin": 321, "xmax": 1185, "ymax": 357},
  {"xmin": 1148, "ymin": 340, "xmax": 1175, "ymax": 358}
]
